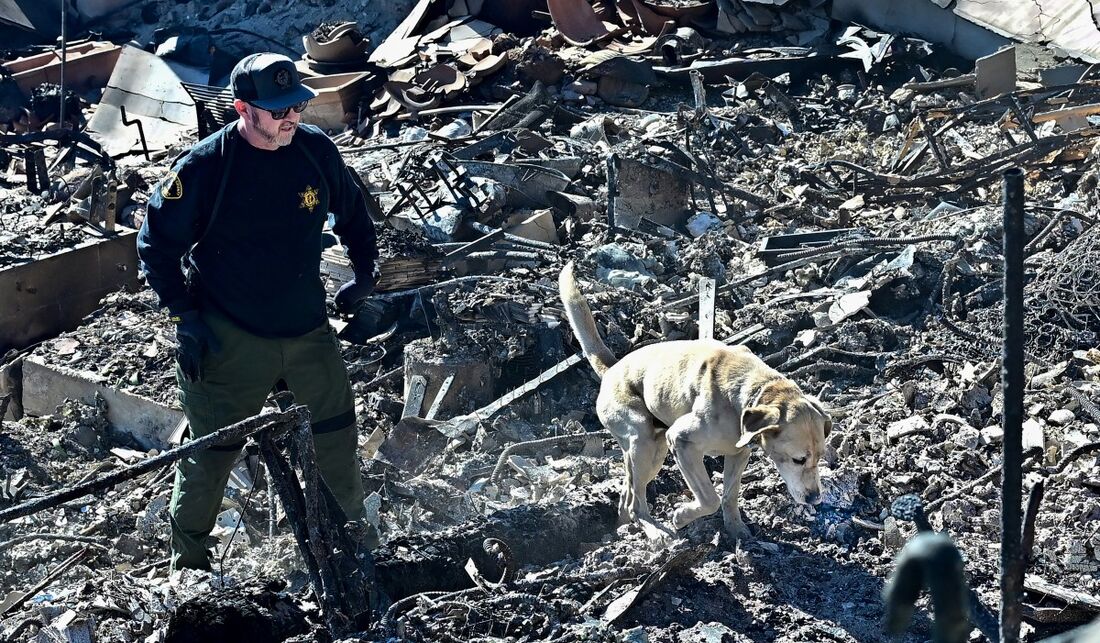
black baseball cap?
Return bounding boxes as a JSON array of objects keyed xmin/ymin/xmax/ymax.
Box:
[{"xmin": 230, "ymin": 53, "xmax": 317, "ymax": 110}]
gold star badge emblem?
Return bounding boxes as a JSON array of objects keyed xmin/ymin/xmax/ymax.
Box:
[{"xmin": 299, "ymin": 185, "xmax": 319, "ymax": 214}]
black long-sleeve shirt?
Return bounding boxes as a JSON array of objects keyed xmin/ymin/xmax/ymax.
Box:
[{"xmin": 137, "ymin": 122, "xmax": 379, "ymax": 337}]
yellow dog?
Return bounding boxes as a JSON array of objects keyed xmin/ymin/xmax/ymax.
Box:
[{"xmin": 559, "ymin": 262, "xmax": 832, "ymax": 540}]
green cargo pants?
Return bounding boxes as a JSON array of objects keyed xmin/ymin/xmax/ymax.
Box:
[{"xmin": 169, "ymin": 309, "xmax": 364, "ymax": 571}]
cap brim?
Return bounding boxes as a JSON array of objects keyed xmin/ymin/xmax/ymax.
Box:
[{"xmin": 251, "ymin": 85, "xmax": 318, "ymax": 110}]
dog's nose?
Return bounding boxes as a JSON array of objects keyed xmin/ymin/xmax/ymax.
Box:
[{"xmin": 805, "ymin": 491, "xmax": 821, "ymax": 505}]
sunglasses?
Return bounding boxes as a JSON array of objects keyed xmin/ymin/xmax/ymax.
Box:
[{"xmin": 250, "ymin": 100, "xmax": 309, "ymax": 120}]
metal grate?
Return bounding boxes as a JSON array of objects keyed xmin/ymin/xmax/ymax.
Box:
[{"xmin": 180, "ymin": 82, "xmax": 236, "ymax": 139}]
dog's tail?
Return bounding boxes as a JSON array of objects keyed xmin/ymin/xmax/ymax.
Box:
[{"xmin": 559, "ymin": 262, "xmax": 617, "ymax": 378}]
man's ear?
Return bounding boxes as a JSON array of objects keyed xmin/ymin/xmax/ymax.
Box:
[
  {"xmin": 737, "ymin": 406, "xmax": 780, "ymax": 448},
  {"xmin": 233, "ymin": 98, "xmax": 249, "ymax": 118}
]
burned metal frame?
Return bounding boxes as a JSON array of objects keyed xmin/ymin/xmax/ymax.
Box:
[
  {"xmin": 0, "ymin": 129, "xmax": 114, "ymax": 192},
  {"xmin": 1000, "ymin": 167, "xmax": 1026, "ymax": 642},
  {"xmin": 385, "ymin": 149, "xmax": 489, "ymax": 220},
  {"xmin": 813, "ymin": 82, "xmax": 1100, "ymax": 200}
]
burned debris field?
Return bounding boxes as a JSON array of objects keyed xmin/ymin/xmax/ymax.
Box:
[{"xmin": 2, "ymin": 0, "xmax": 1100, "ymax": 641}]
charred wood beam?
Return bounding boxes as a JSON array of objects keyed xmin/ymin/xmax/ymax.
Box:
[
  {"xmin": 606, "ymin": 153, "xmax": 619, "ymax": 230},
  {"xmin": 1021, "ymin": 480, "xmax": 1045, "ymax": 565},
  {"xmin": 258, "ymin": 431, "xmax": 330, "ymax": 626},
  {"xmin": 476, "ymin": 82, "xmax": 552, "ymax": 133},
  {"xmin": 920, "ymin": 82, "xmax": 1100, "ymax": 124},
  {"xmin": 817, "ymin": 131, "xmax": 1094, "ymax": 198},
  {"xmin": 257, "ymin": 411, "xmax": 377, "ymax": 636},
  {"xmin": 289, "ymin": 414, "xmax": 376, "ymax": 630}
]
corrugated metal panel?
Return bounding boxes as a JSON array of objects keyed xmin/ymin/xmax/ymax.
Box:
[{"xmin": 955, "ymin": 0, "xmax": 1100, "ymax": 63}]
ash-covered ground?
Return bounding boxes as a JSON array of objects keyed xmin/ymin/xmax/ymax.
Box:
[{"xmin": 2, "ymin": 1, "xmax": 1100, "ymax": 641}]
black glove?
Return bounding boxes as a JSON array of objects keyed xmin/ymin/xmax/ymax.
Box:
[
  {"xmin": 334, "ymin": 270, "xmax": 377, "ymax": 315},
  {"xmin": 173, "ymin": 310, "xmax": 221, "ymax": 383}
]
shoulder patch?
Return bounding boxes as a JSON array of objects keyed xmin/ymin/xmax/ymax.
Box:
[{"xmin": 160, "ymin": 172, "xmax": 183, "ymax": 200}]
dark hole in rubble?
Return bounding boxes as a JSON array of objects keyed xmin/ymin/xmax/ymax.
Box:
[{"xmin": 163, "ymin": 580, "xmax": 311, "ymax": 643}]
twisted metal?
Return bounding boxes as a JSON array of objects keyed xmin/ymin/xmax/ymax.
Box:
[{"xmin": 1024, "ymin": 225, "xmax": 1100, "ymax": 360}]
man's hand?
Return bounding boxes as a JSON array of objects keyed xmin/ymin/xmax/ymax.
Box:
[
  {"xmin": 173, "ymin": 311, "xmax": 221, "ymax": 383},
  {"xmin": 334, "ymin": 271, "xmax": 376, "ymax": 315}
]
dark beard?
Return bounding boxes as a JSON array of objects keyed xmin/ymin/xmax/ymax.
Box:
[{"xmin": 249, "ymin": 110, "xmax": 282, "ymax": 145}]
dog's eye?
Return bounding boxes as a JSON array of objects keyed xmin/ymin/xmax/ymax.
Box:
[{"xmin": 792, "ymin": 456, "xmax": 808, "ymax": 466}]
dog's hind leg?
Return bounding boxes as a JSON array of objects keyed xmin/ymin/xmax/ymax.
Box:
[
  {"xmin": 666, "ymin": 414, "xmax": 721, "ymax": 530},
  {"xmin": 601, "ymin": 401, "xmax": 659, "ymax": 525},
  {"xmin": 633, "ymin": 432, "xmax": 669, "ymax": 510},
  {"xmin": 619, "ymin": 435, "xmax": 639, "ymax": 524},
  {"xmin": 632, "ymin": 433, "xmax": 676, "ymax": 539},
  {"xmin": 721, "ymin": 448, "xmax": 752, "ymax": 541}
]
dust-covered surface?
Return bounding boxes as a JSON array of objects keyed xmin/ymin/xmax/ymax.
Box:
[{"xmin": 2, "ymin": 1, "xmax": 1100, "ymax": 642}]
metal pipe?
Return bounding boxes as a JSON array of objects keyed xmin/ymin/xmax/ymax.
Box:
[
  {"xmin": 119, "ymin": 105, "xmax": 150, "ymax": 161},
  {"xmin": 606, "ymin": 153, "xmax": 619, "ymax": 230},
  {"xmin": 1000, "ymin": 166, "xmax": 1026, "ymax": 643},
  {"xmin": 59, "ymin": 1, "xmax": 66, "ymax": 127}
]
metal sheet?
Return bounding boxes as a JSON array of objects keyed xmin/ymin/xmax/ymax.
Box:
[
  {"xmin": 547, "ymin": 0, "xmax": 615, "ymax": 46},
  {"xmin": 974, "ymin": 46, "xmax": 1016, "ymax": 99},
  {"xmin": 953, "ymin": 0, "xmax": 1100, "ymax": 63},
  {"xmin": 86, "ymin": 45, "xmax": 199, "ymax": 158},
  {"xmin": 830, "ymin": 0, "xmax": 1010, "ymax": 61},
  {"xmin": 0, "ymin": 0, "xmax": 33, "ymax": 29},
  {"xmin": 0, "ymin": 231, "xmax": 140, "ymax": 355},
  {"xmin": 614, "ymin": 157, "xmax": 690, "ymax": 229},
  {"xmin": 0, "ymin": 0, "xmax": 61, "ymax": 34}
]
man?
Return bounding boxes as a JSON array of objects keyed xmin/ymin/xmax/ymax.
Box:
[{"xmin": 137, "ymin": 52, "xmax": 380, "ymax": 571}]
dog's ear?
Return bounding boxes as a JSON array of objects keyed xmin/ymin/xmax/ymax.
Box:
[
  {"xmin": 805, "ymin": 395, "xmax": 833, "ymax": 438},
  {"xmin": 737, "ymin": 406, "xmax": 781, "ymax": 448}
]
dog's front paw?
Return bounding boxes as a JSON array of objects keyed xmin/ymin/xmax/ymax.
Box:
[
  {"xmin": 723, "ymin": 518, "xmax": 753, "ymax": 542},
  {"xmin": 672, "ymin": 506, "xmax": 697, "ymax": 530}
]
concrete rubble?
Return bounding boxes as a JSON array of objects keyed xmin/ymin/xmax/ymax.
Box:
[{"xmin": 2, "ymin": 0, "xmax": 1100, "ymax": 641}]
